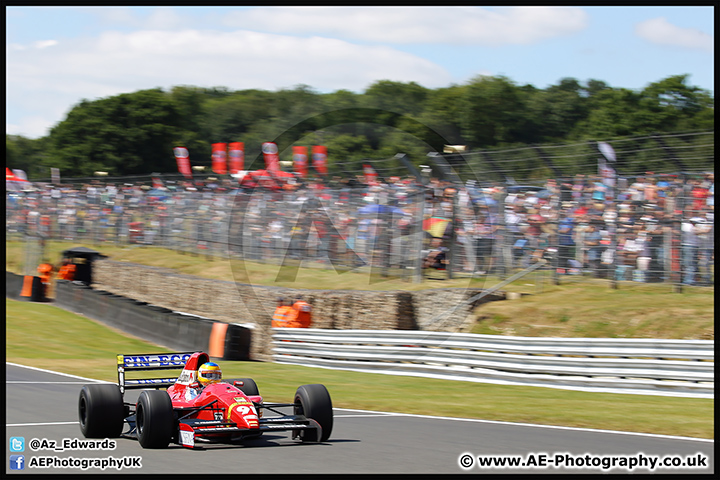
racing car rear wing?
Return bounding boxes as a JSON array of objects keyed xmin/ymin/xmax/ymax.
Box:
[{"xmin": 117, "ymin": 352, "xmax": 195, "ymax": 393}]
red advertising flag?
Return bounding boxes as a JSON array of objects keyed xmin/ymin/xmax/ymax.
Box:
[
  {"xmin": 12, "ymin": 169, "xmax": 28, "ymax": 182},
  {"xmin": 6, "ymin": 168, "xmax": 21, "ymax": 192},
  {"xmin": 312, "ymin": 145, "xmax": 328, "ymax": 176},
  {"xmin": 262, "ymin": 142, "xmax": 280, "ymax": 172},
  {"xmin": 228, "ymin": 142, "xmax": 244, "ymax": 174},
  {"xmin": 173, "ymin": 146, "xmax": 192, "ymax": 179},
  {"xmin": 151, "ymin": 173, "xmax": 164, "ymax": 189},
  {"xmin": 211, "ymin": 143, "xmax": 228, "ymax": 175},
  {"xmin": 292, "ymin": 146, "xmax": 308, "ymax": 178},
  {"xmin": 363, "ymin": 163, "xmax": 379, "ymax": 185}
]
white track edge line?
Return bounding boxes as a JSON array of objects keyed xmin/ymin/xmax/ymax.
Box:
[
  {"xmin": 6, "ymin": 362, "xmax": 113, "ymax": 383},
  {"xmin": 7, "ymin": 421, "xmax": 78, "ymax": 427}
]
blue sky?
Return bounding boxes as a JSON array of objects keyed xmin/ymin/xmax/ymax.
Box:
[{"xmin": 6, "ymin": 6, "xmax": 714, "ymax": 139}]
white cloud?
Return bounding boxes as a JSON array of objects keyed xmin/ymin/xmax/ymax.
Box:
[
  {"xmin": 7, "ymin": 40, "xmax": 58, "ymax": 51},
  {"xmin": 83, "ymin": 6, "xmax": 137, "ymax": 24},
  {"xmin": 6, "ymin": 28, "xmax": 453, "ymax": 138},
  {"xmin": 70, "ymin": 6, "xmax": 187, "ymax": 31},
  {"xmin": 635, "ymin": 17, "xmax": 713, "ymax": 52},
  {"xmin": 34, "ymin": 40, "xmax": 58, "ymax": 49},
  {"xmin": 8, "ymin": 28, "xmax": 452, "ymax": 90},
  {"xmin": 142, "ymin": 8, "xmax": 186, "ymax": 30},
  {"xmin": 221, "ymin": 6, "xmax": 588, "ymax": 45}
]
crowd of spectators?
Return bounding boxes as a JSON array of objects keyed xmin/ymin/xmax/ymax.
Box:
[
  {"xmin": 486, "ymin": 172, "xmax": 714, "ymax": 285},
  {"xmin": 6, "ymin": 179, "xmax": 236, "ymax": 248},
  {"xmin": 6, "ymin": 170, "xmax": 714, "ymax": 286}
]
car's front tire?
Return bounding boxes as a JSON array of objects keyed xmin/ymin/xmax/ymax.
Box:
[
  {"xmin": 78, "ymin": 384, "xmax": 124, "ymax": 438},
  {"xmin": 228, "ymin": 378, "xmax": 259, "ymax": 397},
  {"xmin": 294, "ymin": 384, "xmax": 333, "ymax": 442},
  {"xmin": 136, "ymin": 390, "xmax": 174, "ymax": 448}
]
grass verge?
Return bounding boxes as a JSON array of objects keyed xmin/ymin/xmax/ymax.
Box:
[
  {"xmin": 6, "ymin": 298, "xmax": 713, "ymax": 439},
  {"xmin": 471, "ymin": 282, "xmax": 714, "ymax": 339}
]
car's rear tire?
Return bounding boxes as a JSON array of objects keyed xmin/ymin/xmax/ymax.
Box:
[
  {"xmin": 136, "ymin": 390, "xmax": 174, "ymax": 449},
  {"xmin": 229, "ymin": 378, "xmax": 259, "ymax": 397},
  {"xmin": 78, "ymin": 384, "xmax": 124, "ymax": 438},
  {"xmin": 294, "ymin": 384, "xmax": 333, "ymax": 442}
]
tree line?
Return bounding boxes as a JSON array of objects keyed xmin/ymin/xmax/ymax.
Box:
[{"xmin": 6, "ymin": 74, "xmax": 714, "ymax": 180}]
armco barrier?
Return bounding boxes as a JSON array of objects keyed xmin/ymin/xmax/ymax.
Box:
[
  {"xmin": 272, "ymin": 328, "xmax": 714, "ymax": 398},
  {"xmin": 53, "ymin": 279, "xmax": 251, "ymax": 360},
  {"xmin": 6, "ymin": 271, "xmax": 26, "ymax": 300}
]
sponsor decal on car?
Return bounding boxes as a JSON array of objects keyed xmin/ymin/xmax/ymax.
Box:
[
  {"xmin": 227, "ymin": 402, "xmax": 257, "ymax": 422},
  {"xmin": 176, "ymin": 370, "xmax": 195, "ymax": 385},
  {"xmin": 179, "ymin": 425, "xmax": 195, "ymax": 448},
  {"xmin": 119, "ymin": 354, "xmax": 192, "ymax": 368}
]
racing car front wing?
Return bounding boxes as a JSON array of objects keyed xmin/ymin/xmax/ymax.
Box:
[
  {"xmin": 177, "ymin": 415, "xmax": 322, "ymax": 448},
  {"xmin": 123, "ymin": 414, "xmax": 322, "ymax": 448}
]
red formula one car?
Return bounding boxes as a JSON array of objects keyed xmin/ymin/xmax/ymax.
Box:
[{"xmin": 78, "ymin": 352, "xmax": 333, "ymax": 448}]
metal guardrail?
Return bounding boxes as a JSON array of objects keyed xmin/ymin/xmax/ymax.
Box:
[{"xmin": 271, "ymin": 328, "xmax": 714, "ymax": 398}]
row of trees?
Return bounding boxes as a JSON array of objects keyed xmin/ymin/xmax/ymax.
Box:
[{"xmin": 6, "ymin": 74, "xmax": 714, "ymax": 180}]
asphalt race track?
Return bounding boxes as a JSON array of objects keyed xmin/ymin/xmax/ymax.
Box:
[{"xmin": 6, "ymin": 363, "xmax": 714, "ymax": 474}]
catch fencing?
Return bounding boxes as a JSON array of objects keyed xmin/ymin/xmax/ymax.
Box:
[
  {"xmin": 272, "ymin": 328, "xmax": 714, "ymax": 399},
  {"xmin": 5, "ymin": 133, "xmax": 714, "ymax": 289}
]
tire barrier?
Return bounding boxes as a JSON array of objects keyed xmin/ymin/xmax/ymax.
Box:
[
  {"xmin": 6, "ymin": 271, "xmax": 46, "ymax": 302},
  {"xmin": 208, "ymin": 322, "xmax": 253, "ymax": 361},
  {"xmin": 208, "ymin": 322, "xmax": 229, "ymax": 358},
  {"xmin": 52, "ymin": 279, "xmax": 252, "ymax": 360},
  {"xmin": 23, "ymin": 275, "xmax": 45, "ymax": 302}
]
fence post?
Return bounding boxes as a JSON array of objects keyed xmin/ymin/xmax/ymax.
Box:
[
  {"xmin": 380, "ymin": 204, "xmax": 391, "ymax": 278},
  {"xmin": 499, "ymin": 193, "xmax": 512, "ymax": 278},
  {"xmin": 673, "ymin": 209, "xmax": 683, "ymax": 293},
  {"xmin": 447, "ymin": 191, "xmax": 457, "ymax": 280},
  {"xmin": 608, "ymin": 181, "xmax": 618, "ymax": 290},
  {"xmin": 551, "ymin": 213, "xmax": 560, "ymax": 286},
  {"xmin": 413, "ymin": 189, "xmax": 425, "ymax": 283}
]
